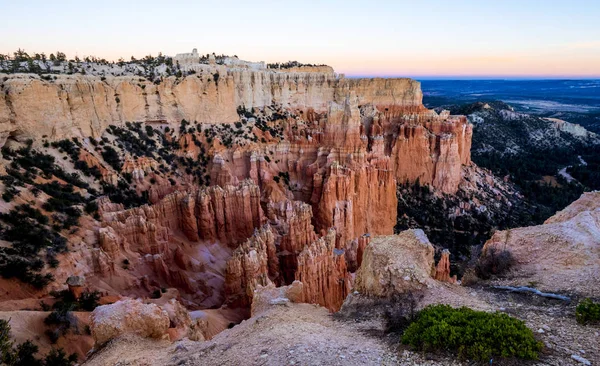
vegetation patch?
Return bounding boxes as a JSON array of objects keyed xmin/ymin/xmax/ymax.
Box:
[
  {"xmin": 401, "ymin": 304, "xmax": 542, "ymax": 362},
  {"xmin": 1, "ymin": 318, "xmax": 77, "ymax": 365},
  {"xmin": 575, "ymin": 298, "xmax": 600, "ymax": 325},
  {"xmin": 475, "ymin": 247, "xmax": 515, "ymax": 279}
]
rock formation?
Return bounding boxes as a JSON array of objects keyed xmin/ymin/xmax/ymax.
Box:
[
  {"xmin": 0, "ymin": 73, "xmax": 422, "ymax": 143},
  {"xmin": 93, "ymin": 180, "xmax": 266, "ymax": 307},
  {"xmin": 159, "ymin": 299, "xmax": 207, "ymax": 342},
  {"xmin": 482, "ymin": 191, "xmax": 600, "ymax": 296},
  {"xmin": 295, "ymin": 229, "xmax": 352, "ymax": 311},
  {"xmin": 90, "ymin": 299, "xmax": 170, "ymax": 346},
  {"xmin": 224, "ymin": 225, "xmax": 276, "ymax": 308},
  {"xmin": 250, "ymin": 281, "xmax": 304, "ymax": 317},
  {"xmin": 434, "ymin": 249, "xmax": 457, "ymax": 283},
  {"xmin": 0, "ymin": 56, "xmax": 476, "ymax": 358},
  {"xmin": 66, "ymin": 275, "xmax": 86, "ymax": 299},
  {"xmin": 354, "ymin": 229, "xmax": 436, "ymax": 297},
  {"xmin": 265, "ymin": 200, "xmax": 316, "ymax": 284}
]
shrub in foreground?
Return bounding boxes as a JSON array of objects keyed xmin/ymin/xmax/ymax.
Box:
[
  {"xmin": 576, "ymin": 298, "xmax": 600, "ymax": 325},
  {"xmin": 401, "ymin": 304, "xmax": 542, "ymax": 362}
]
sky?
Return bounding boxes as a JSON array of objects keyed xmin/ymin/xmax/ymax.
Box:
[{"xmin": 1, "ymin": 0, "xmax": 599, "ymax": 78}]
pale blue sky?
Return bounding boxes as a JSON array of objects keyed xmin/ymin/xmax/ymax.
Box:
[{"xmin": 1, "ymin": 0, "xmax": 599, "ymax": 77}]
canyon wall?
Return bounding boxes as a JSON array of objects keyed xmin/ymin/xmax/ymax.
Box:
[
  {"xmin": 0, "ymin": 72, "xmax": 422, "ymax": 143},
  {"xmin": 0, "ymin": 63, "xmax": 474, "ymax": 315},
  {"xmin": 92, "ymin": 181, "xmax": 265, "ymax": 308}
]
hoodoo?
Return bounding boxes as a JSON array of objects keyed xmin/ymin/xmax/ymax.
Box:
[{"xmin": 0, "ymin": 52, "xmax": 478, "ymax": 363}]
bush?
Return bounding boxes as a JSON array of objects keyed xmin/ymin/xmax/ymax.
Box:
[
  {"xmin": 78, "ymin": 290, "xmax": 100, "ymax": 311},
  {"xmin": 401, "ymin": 304, "xmax": 542, "ymax": 362},
  {"xmin": 1, "ymin": 319, "xmax": 12, "ymax": 364},
  {"xmin": 383, "ymin": 293, "xmax": 420, "ymax": 334},
  {"xmin": 43, "ymin": 348, "xmax": 77, "ymax": 366},
  {"xmin": 101, "ymin": 146, "xmax": 122, "ymax": 171},
  {"xmin": 12, "ymin": 340, "xmax": 41, "ymax": 366},
  {"xmin": 1, "ymin": 319, "xmax": 76, "ymax": 366},
  {"xmin": 576, "ymin": 298, "xmax": 600, "ymax": 325},
  {"xmin": 475, "ymin": 247, "xmax": 514, "ymax": 279},
  {"xmin": 44, "ymin": 308, "xmax": 78, "ymax": 342}
]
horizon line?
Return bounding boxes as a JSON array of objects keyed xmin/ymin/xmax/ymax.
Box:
[{"xmin": 345, "ymin": 75, "xmax": 600, "ymax": 80}]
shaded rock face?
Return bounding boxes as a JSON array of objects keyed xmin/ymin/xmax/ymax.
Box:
[
  {"xmin": 354, "ymin": 229, "xmax": 436, "ymax": 297},
  {"xmin": 295, "ymin": 229, "xmax": 352, "ymax": 312},
  {"xmin": 224, "ymin": 225, "xmax": 276, "ymax": 308},
  {"xmin": 266, "ymin": 200, "xmax": 317, "ymax": 284},
  {"xmin": 90, "ymin": 299, "xmax": 170, "ymax": 346},
  {"xmin": 94, "ymin": 180, "xmax": 266, "ymax": 308},
  {"xmin": 482, "ymin": 191, "xmax": 600, "ymax": 297}
]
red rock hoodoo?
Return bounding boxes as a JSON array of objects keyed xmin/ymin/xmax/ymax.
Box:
[{"xmin": 0, "ymin": 67, "xmax": 473, "ymax": 322}]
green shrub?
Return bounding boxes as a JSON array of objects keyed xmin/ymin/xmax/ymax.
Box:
[
  {"xmin": 1, "ymin": 319, "xmax": 12, "ymax": 364},
  {"xmin": 576, "ymin": 298, "xmax": 600, "ymax": 325},
  {"xmin": 11, "ymin": 340, "xmax": 41, "ymax": 366},
  {"xmin": 1, "ymin": 319, "xmax": 76, "ymax": 366},
  {"xmin": 78, "ymin": 290, "xmax": 100, "ymax": 311},
  {"xmin": 401, "ymin": 304, "xmax": 542, "ymax": 362},
  {"xmin": 43, "ymin": 348, "xmax": 77, "ymax": 366}
]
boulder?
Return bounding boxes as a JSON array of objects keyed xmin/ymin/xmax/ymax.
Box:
[
  {"xmin": 90, "ymin": 299, "xmax": 170, "ymax": 346},
  {"xmin": 66, "ymin": 275, "xmax": 86, "ymax": 299},
  {"xmin": 251, "ymin": 281, "xmax": 304, "ymax": 316},
  {"xmin": 160, "ymin": 299, "xmax": 207, "ymax": 342},
  {"xmin": 354, "ymin": 229, "xmax": 435, "ymax": 297}
]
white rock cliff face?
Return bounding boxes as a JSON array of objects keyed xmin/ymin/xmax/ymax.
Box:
[{"xmin": 0, "ymin": 70, "xmax": 423, "ymax": 144}]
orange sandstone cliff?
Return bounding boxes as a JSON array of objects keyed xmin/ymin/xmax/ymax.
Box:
[{"xmin": 0, "ymin": 63, "xmax": 472, "ymax": 348}]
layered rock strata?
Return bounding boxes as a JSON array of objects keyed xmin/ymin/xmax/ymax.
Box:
[
  {"xmin": 224, "ymin": 225, "xmax": 276, "ymax": 308},
  {"xmin": 0, "ymin": 73, "xmax": 421, "ymax": 142},
  {"xmin": 0, "ymin": 61, "xmax": 476, "ymax": 331}
]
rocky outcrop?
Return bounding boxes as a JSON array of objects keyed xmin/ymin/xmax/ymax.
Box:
[
  {"xmin": 160, "ymin": 299, "xmax": 207, "ymax": 341},
  {"xmin": 66, "ymin": 275, "xmax": 86, "ymax": 299},
  {"xmin": 434, "ymin": 249, "xmax": 457, "ymax": 283},
  {"xmin": 313, "ymin": 161, "xmax": 397, "ymax": 248},
  {"xmin": 250, "ymin": 281, "xmax": 304, "ymax": 316},
  {"xmin": 94, "ymin": 181, "xmax": 265, "ymax": 308},
  {"xmin": 224, "ymin": 225, "xmax": 276, "ymax": 308},
  {"xmin": 354, "ymin": 229, "xmax": 436, "ymax": 297},
  {"xmin": 90, "ymin": 299, "xmax": 170, "ymax": 346},
  {"xmin": 295, "ymin": 229, "xmax": 351, "ymax": 311},
  {"xmin": 100, "ymin": 180, "xmax": 264, "ymax": 252},
  {"xmin": 482, "ymin": 191, "xmax": 600, "ymax": 296},
  {"xmin": 265, "ymin": 200, "xmax": 316, "ymax": 284}
]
